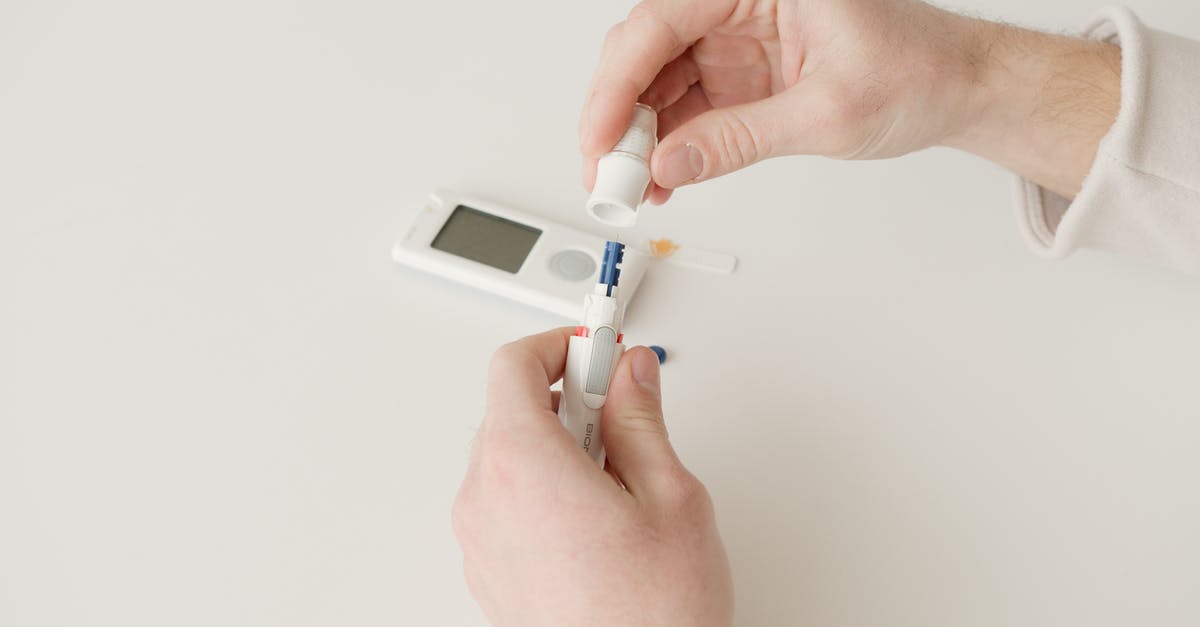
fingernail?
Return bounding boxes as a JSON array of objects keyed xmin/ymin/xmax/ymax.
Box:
[
  {"xmin": 631, "ymin": 347, "xmax": 661, "ymax": 397},
  {"xmin": 657, "ymin": 143, "xmax": 703, "ymax": 188}
]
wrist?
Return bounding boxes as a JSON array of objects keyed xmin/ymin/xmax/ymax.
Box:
[
  {"xmin": 940, "ymin": 19, "xmax": 1010, "ymax": 151},
  {"xmin": 942, "ymin": 20, "xmax": 1122, "ymax": 198},
  {"xmin": 943, "ymin": 22, "xmax": 1059, "ymax": 155}
]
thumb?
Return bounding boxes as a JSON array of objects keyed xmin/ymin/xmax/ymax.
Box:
[
  {"xmin": 651, "ymin": 91, "xmax": 807, "ymax": 189},
  {"xmin": 601, "ymin": 346, "xmax": 682, "ymax": 498}
]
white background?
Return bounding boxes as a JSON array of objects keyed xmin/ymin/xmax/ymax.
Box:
[{"xmin": 3, "ymin": 1, "xmax": 1199, "ymax": 625}]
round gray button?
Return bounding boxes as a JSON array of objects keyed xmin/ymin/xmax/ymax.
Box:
[{"xmin": 549, "ymin": 249, "xmax": 596, "ymax": 282}]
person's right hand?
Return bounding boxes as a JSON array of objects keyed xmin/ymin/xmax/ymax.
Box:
[
  {"xmin": 581, "ymin": 0, "xmax": 986, "ymax": 203},
  {"xmin": 581, "ymin": 0, "xmax": 1120, "ymax": 202}
]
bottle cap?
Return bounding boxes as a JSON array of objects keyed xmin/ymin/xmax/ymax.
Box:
[{"xmin": 587, "ymin": 104, "xmax": 657, "ymax": 227}]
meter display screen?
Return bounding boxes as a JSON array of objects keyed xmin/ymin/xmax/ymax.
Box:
[{"xmin": 430, "ymin": 205, "xmax": 543, "ymax": 273}]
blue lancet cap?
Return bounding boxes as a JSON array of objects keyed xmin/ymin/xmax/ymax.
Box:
[{"xmin": 599, "ymin": 241, "xmax": 625, "ymax": 297}]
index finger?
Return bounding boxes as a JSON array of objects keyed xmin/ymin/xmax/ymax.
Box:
[
  {"xmin": 580, "ymin": 0, "xmax": 737, "ymax": 158},
  {"xmin": 484, "ymin": 327, "xmax": 574, "ymax": 429}
]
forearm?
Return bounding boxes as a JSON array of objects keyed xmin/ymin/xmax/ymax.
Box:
[{"xmin": 945, "ymin": 19, "xmax": 1122, "ymax": 200}]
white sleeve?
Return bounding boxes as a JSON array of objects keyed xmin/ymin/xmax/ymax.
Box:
[{"xmin": 1015, "ymin": 6, "xmax": 1200, "ymax": 272}]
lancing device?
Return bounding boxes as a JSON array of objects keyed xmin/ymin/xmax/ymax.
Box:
[
  {"xmin": 559, "ymin": 104, "xmax": 655, "ymax": 465},
  {"xmin": 557, "ymin": 240, "xmax": 627, "ymax": 466}
]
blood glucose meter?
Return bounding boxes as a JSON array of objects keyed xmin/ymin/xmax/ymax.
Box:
[{"xmin": 392, "ymin": 190, "xmax": 647, "ymax": 319}]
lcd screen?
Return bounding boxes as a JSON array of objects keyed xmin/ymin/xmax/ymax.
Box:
[{"xmin": 430, "ymin": 205, "xmax": 542, "ymax": 273}]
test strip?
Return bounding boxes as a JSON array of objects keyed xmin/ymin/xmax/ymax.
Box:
[{"xmin": 642, "ymin": 239, "xmax": 738, "ymax": 275}]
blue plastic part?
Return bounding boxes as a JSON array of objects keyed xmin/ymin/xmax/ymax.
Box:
[
  {"xmin": 599, "ymin": 240, "xmax": 625, "ymax": 297},
  {"xmin": 648, "ymin": 345, "xmax": 667, "ymax": 364}
]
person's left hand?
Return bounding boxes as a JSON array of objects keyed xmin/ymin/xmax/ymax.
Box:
[{"xmin": 452, "ymin": 327, "xmax": 733, "ymax": 627}]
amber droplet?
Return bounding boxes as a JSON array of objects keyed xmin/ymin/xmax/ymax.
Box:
[{"xmin": 648, "ymin": 238, "xmax": 680, "ymax": 259}]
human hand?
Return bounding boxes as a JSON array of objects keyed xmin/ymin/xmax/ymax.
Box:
[
  {"xmin": 452, "ymin": 328, "xmax": 733, "ymax": 627},
  {"xmin": 581, "ymin": 0, "xmax": 1119, "ymax": 201}
]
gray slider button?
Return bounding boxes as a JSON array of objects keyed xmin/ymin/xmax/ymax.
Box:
[{"xmin": 585, "ymin": 326, "xmax": 617, "ymax": 396}]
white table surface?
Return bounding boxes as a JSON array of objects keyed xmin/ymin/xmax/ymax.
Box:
[{"xmin": 3, "ymin": 1, "xmax": 1199, "ymax": 625}]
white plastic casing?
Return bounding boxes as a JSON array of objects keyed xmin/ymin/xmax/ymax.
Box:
[
  {"xmin": 558, "ymin": 336, "xmax": 624, "ymax": 467},
  {"xmin": 557, "ymin": 289, "xmax": 625, "ymax": 467},
  {"xmin": 586, "ymin": 104, "xmax": 657, "ymax": 228},
  {"xmin": 392, "ymin": 190, "xmax": 647, "ymax": 320}
]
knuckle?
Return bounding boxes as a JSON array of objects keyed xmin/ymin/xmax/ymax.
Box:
[
  {"xmin": 813, "ymin": 82, "xmax": 859, "ymax": 127},
  {"xmin": 611, "ymin": 406, "xmax": 668, "ymax": 436},
  {"xmin": 856, "ymin": 72, "xmax": 891, "ymax": 117},
  {"xmin": 602, "ymin": 20, "xmax": 626, "ymax": 47},
  {"xmin": 826, "ymin": 100, "xmax": 859, "ymax": 132},
  {"xmin": 450, "ymin": 491, "xmax": 474, "ymax": 542},
  {"xmin": 628, "ymin": 3, "xmax": 682, "ymax": 51},
  {"xmin": 488, "ymin": 341, "xmax": 525, "ymax": 377},
  {"xmin": 805, "ymin": 90, "xmax": 866, "ymax": 156},
  {"xmin": 489, "ymin": 341, "xmax": 519, "ymax": 367},
  {"xmin": 626, "ymin": 2, "xmax": 652, "ymax": 21},
  {"xmin": 820, "ymin": 77, "xmax": 890, "ymax": 130},
  {"xmin": 715, "ymin": 110, "xmax": 768, "ymax": 170},
  {"xmin": 657, "ymin": 467, "xmax": 711, "ymax": 513},
  {"xmin": 826, "ymin": 111, "xmax": 878, "ymax": 160}
]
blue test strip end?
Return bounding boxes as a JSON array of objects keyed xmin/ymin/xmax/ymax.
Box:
[
  {"xmin": 599, "ymin": 240, "xmax": 626, "ymax": 296},
  {"xmin": 648, "ymin": 345, "xmax": 667, "ymax": 364}
]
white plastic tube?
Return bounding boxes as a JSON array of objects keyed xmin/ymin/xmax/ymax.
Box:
[
  {"xmin": 557, "ymin": 287, "xmax": 625, "ymax": 467},
  {"xmin": 557, "ymin": 334, "xmax": 625, "ymax": 467}
]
